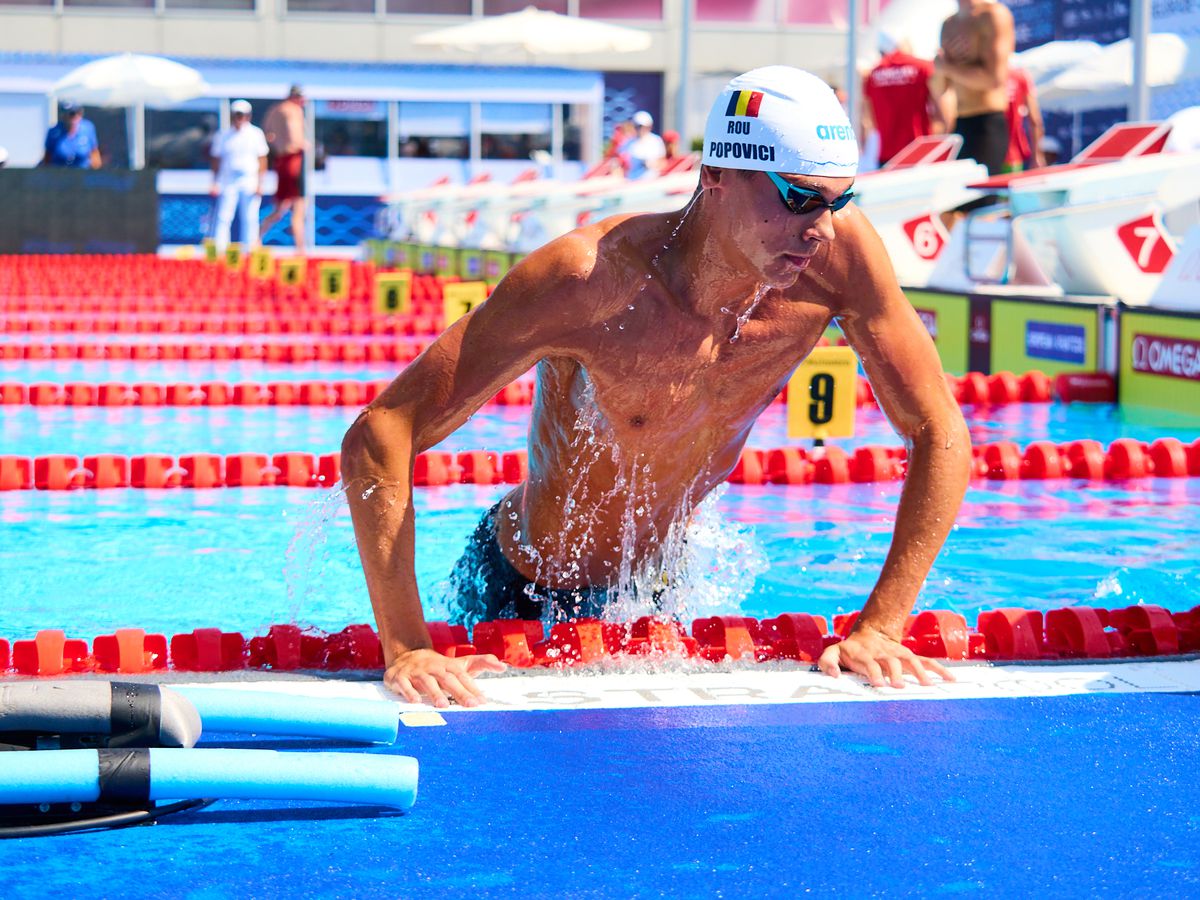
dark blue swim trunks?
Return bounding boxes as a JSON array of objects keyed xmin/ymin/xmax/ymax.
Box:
[{"xmin": 447, "ymin": 502, "xmax": 607, "ymax": 627}]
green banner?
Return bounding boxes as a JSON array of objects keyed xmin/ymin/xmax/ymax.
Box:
[
  {"xmin": 904, "ymin": 289, "xmax": 970, "ymax": 376},
  {"xmin": 416, "ymin": 245, "xmax": 437, "ymax": 274},
  {"xmin": 434, "ymin": 247, "xmax": 459, "ymax": 278},
  {"xmin": 1120, "ymin": 309, "xmax": 1200, "ymax": 419},
  {"xmin": 990, "ymin": 299, "xmax": 1098, "ymax": 376},
  {"xmin": 459, "ymin": 249, "xmax": 484, "ymax": 281},
  {"xmin": 483, "ymin": 250, "xmax": 511, "ymax": 286}
]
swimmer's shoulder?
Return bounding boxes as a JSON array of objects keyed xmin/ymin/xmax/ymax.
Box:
[
  {"xmin": 796, "ymin": 205, "xmax": 899, "ymax": 313},
  {"xmin": 489, "ymin": 216, "xmax": 643, "ymax": 330}
]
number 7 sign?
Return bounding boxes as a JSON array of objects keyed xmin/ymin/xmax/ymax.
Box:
[{"xmin": 1117, "ymin": 214, "xmax": 1174, "ymax": 274}]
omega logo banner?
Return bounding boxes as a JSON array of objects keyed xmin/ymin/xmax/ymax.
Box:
[
  {"xmin": 1130, "ymin": 334, "xmax": 1200, "ymax": 382},
  {"xmin": 1120, "ymin": 310, "xmax": 1200, "ymax": 417}
]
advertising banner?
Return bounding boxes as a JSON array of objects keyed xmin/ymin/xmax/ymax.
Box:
[
  {"xmin": 990, "ymin": 298, "xmax": 1099, "ymax": 376},
  {"xmin": 1120, "ymin": 310, "xmax": 1200, "ymax": 419},
  {"xmin": 903, "ymin": 290, "xmax": 970, "ymax": 376}
]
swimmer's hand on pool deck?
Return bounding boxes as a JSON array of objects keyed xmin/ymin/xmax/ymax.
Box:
[
  {"xmin": 384, "ymin": 649, "xmax": 507, "ymax": 709},
  {"xmin": 817, "ymin": 624, "xmax": 955, "ymax": 689}
]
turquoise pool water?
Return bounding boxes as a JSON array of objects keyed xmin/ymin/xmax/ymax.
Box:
[
  {"xmin": 2, "ymin": 481, "xmax": 1197, "ymax": 642},
  {"xmin": 4, "ymin": 401, "xmax": 1199, "ymax": 459}
]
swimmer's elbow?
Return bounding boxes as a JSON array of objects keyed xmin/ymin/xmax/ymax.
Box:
[
  {"xmin": 903, "ymin": 412, "xmax": 971, "ymax": 458},
  {"xmin": 341, "ymin": 407, "xmax": 415, "ymax": 484}
]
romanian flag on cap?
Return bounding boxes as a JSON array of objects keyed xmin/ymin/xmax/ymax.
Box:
[{"xmin": 725, "ymin": 90, "xmax": 764, "ymax": 117}]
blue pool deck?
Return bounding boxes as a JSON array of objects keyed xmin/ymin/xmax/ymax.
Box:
[{"xmin": 2, "ymin": 664, "xmax": 1199, "ymax": 898}]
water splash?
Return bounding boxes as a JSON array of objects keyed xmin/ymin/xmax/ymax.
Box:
[
  {"xmin": 1094, "ymin": 566, "xmax": 1200, "ymax": 608},
  {"xmin": 728, "ymin": 283, "xmax": 769, "ymax": 343},
  {"xmin": 282, "ymin": 481, "xmax": 355, "ymax": 624}
]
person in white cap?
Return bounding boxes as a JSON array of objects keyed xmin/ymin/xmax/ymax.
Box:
[
  {"xmin": 209, "ymin": 99, "xmax": 270, "ymax": 252},
  {"xmin": 342, "ymin": 66, "xmax": 970, "ymax": 708},
  {"xmin": 622, "ymin": 110, "xmax": 667, "ymax": 179}
]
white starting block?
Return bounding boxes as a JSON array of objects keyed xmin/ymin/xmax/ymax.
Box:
[
  {"xmin": 854, "ymin": 136, "xmax": 988, "ymax": 287},
  {"xmin": 927, "ymin": 122, "xmax": 1200, "ymax": 305}
]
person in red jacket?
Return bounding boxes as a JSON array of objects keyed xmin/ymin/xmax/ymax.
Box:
[
  {"xmin": 1004, "ymin": 66, "xmax": 1045, "ymax": 171},
  {"xmin": 862, "ymin": 32, "xmax": 947, "ymax": 166}
]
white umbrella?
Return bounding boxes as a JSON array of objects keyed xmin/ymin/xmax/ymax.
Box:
[
  {"xmin": 1039, "ymin": 34, "xmax": 1200, "ymax": 113},
  {"xmin": 51, "ymin": 52, "xmax": 210, "ymax": 107},
  {"xmin": 413, "ymin": 6, "xmax": 652, "ymax": 57},
  {"xmin": 1013, "ymin": 39, "xmax": 1102, "ymax": 85}
]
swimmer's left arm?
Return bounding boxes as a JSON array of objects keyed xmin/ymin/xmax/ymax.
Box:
[{"xmin": 817, "ymin": 210, "xmax": 972, "ymax": 687}]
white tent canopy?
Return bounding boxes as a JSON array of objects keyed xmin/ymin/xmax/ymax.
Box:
[
  {"xmin": 50, "ymin": 53, "xmax": 210, "ymax": 108},
  {"xmin": 1013, "ymin": 40, "xmax": 1103, "ymax": 85},
  {"xmin": 1039, "ymin": 34, "xmax": 1200, "ymax": 113},
  {"xmin": 413, "ymin": 6, "xmax": 652, "ymax": 58}
]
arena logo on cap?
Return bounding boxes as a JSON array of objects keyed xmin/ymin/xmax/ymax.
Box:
[
  {"xmin": 816, "ymin": 124, "xmax": 855, "ymax": 141},
  {"xmin": 725, "ymin": 90, "xmax": 764, "ymax": 118}
]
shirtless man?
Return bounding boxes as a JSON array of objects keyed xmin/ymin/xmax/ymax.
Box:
[
  {"xmin": 342, "ymin": 67, "xmax": 972, "ymax": 708},
  {"xmin": 936, "ymin": 0, "xmax": 1016, "ymax": 175}
]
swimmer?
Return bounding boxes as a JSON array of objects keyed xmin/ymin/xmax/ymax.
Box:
[
  {"xmin": 342, "ymin": 66, "xmax": 972, "ymax": 708},
  {"xmin": 935, "ymin": 0, "xmax": 1016, "ymax": 176}
]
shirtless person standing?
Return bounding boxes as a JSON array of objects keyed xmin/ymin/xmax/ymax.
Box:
[
  {"xmin": 342, "ymin": 67, "xmax": 972, "ymax": 708},
  {"xmin": 936, "ymin": 0, "xmax": 1016, "ymax": 175}
]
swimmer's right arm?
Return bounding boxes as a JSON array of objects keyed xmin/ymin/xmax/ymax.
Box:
[{"xmin": 341, "ymin": 237, "xmax": 595, "ymax": 707}]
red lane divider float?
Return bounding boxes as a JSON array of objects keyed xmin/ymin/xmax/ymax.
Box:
[
  {"xmin": 0, "ymin": 255, "xmax": 444, "ymax": 307},
  {"xmin": 4, "ymin": 604, "xmax": 1198, "ymax": 676},
  {"xmin": 0, "ymin": 370, "xmax": 1078, "ymax": 411},
  {"xmin": 4, "ymin": 439, "xmax": 1200, "ymax": 492},
  {"xmin": 0, "ymin": 312, "xmax": 446, "ymax": 337},
  {"xmin": 0, "ymin": 379, "xmax": 535, "ymax": 408}
]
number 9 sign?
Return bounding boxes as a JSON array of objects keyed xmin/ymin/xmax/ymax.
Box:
[{"xmin": 787, "ymin": 346, "xmax": 859, "ymax": 439}]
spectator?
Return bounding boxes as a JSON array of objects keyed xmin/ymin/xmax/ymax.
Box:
[
  {"xmin": 1164, "ymin": 105, "xmax": 1200, "ymax": 153},
  {"xmin": 209, "ymin": 99, "xmax": 270, "ymax": 253},
  {"xmin": 1004, "ymin": 65, "xmax": 1045, "ymax": 171},
  {"xmin": 42, "ymin": 102, "xmax": 101, "ymax": 169},
  {"xmin": 261, "ymin": 84, "xmax": 309, "ymax": 255},
  {"xmin": 862, "ymin": 31, "xmax": 946, "ymax": 167},
  {"xmin": 662, "ymin": 129, "xmax": 681, "ymax": 163},
  {"xmin": 622, "ymin": 110, "xmax": 666, "ymax": 179},
  {"xmin": 936, "ymin": 0, "xmax": 1016, "ymax": 176}
]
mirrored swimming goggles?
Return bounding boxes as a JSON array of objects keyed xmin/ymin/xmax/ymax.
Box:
[{"xmin": 764, "ymin": 171, "xmax": 855, "ymax": 215}]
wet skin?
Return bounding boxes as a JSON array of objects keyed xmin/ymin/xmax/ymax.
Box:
[
  {"xmin": 342, "ymin": 166, "xmax": 972, "ymax": 707},
  {"xmin": 937, "ymin": 0, "xmax": 1015, "ymax": 117}
]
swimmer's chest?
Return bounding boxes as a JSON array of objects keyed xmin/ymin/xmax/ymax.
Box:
[
  {"xmin": 580, "ymin": 300, "xmax": 825, "ymax": 432},
  {"xmin": 942, "ymin": 13, "xmax": 986, "ymax": 64}
]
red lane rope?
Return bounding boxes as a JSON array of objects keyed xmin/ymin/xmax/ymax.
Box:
[
  {"xmin": 0, "ymin": 256, "xmax": 440, "ymax": 306},
  {"xmin": 3, "ymin": 605, "xmax": 1198, "ymax": 677},
  {"xmin": 3, "ymin": 439, "xmax": 1198, "ymax": 491},
  {"xmin": 0, "ymin": 371, "xmax": 1073, "ymax": 408},
  {"xmin": 1, "ymin": 312, "xmax": 445, "ymax": 337}
]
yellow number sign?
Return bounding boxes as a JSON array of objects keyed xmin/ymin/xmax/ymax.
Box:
[
  {"xmin": 787, "ymin": 346, "xmax": 858, "ymax": 439},
  {"xmin": 318, "ymin": 260, "xmax": 350, "ymax": 302},
  {"xmin": 224, "ymin": 243, "xmax": 243, "ymax": 270},
  {"xmin": 442, "ymin": 281, "xmax": 488, "ymax": 329},
  {"xmin": 277, "ymin": 257, "xmax": 307, "ymax": 287},
  {"xmin": 248, "ymin": 249, "xmax": 275, "ymax": 280},
  {"xmin": 375, "ymin": 271, "xmax": 412, "ymax": 315},
  {"xmin": 202, "ymin": 238, "xmax": 218, "ymax": 264}
]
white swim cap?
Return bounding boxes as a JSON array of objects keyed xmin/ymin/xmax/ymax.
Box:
[{"xmin": 702, "ymin": 66, "xmax": 859, "ymax": 178}]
